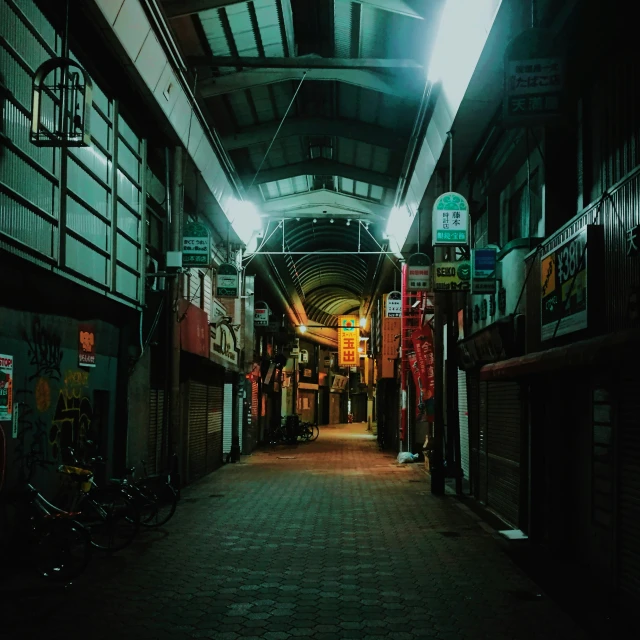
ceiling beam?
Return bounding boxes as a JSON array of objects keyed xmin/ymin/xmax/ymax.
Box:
[
  {"xmin": 199, "ymin": 69, "xmax": 416, "ymax": 98},
  {"xmin": 245, "ymin": 159, "xmax": 398, "ymax": 190},
  {"xmin": 162, "ymin": 0, "xmax": 245, "ymax": 18},
  {"xmin": 357, "ymin": 0, "xmax": 424, "ymax": 19},
  {"xmin": 261, "ymin": 189, "xmax": 388, "ymax": 219},
  {"xmin": 189, "ymin": 55, "xmax": 423, "ymax": 70},
  {"xmin": 222, "ymin": 116, "xmax": 407, "ymax": 151}
]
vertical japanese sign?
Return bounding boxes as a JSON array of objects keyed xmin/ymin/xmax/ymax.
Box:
[
  {"xmin": 338, "ymin": 315, "xmax": 360, "ymax": 367},
  {"xmin": 411, "ymin": 325, "xmax": 435, "ymax": 422},
  {"xmin": 0, "ymin": 354, "xmax": 14, "ymax": 422},
  {"xmin": 432, "ymin": 192, "xmax": 469, "ymax": 246},
  {"xmin": 183, "ymin": 222, "xmax": 212, "ymax": 267},
  {"xmin": 254, "ymin": 301, "xmax": 270, "ymax": 326},
  {"xmin": 541, "ymin": 228, "xmax": 588, "ymax": 340},
  {"xmin": 385, "ymin": 292, "xmax": 402, "ymax": 318},
  {"xmin": 504, "ymin": 29, "xmax": 564, "ymax": 127},
  {"xmin": 407, "ymin": 253, "xmax": 432, "ymax": 291},
  {"xmin": 216, "ymin": 263, "xmax": 239, "ymax": 297},
  {"xmin": 78, "ymin": 324, "xmax": 96, "ymax": 367}
]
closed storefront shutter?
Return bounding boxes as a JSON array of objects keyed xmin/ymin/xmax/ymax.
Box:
[
  {"xmin": 487, "ymin": 381, "xmax": 522, "ymax": 528},
  {"xmin": 458, "ymin": 369, "xmax": 470, "ymax": 481},
  {"xmin": 468, "ymin": 372, "xmax": 480, "ymax": 498},
  {"xmin": 148, "ymin": 389, "xmax": 165, "ymax": 475},
  {"xmin": 207, "ymin": 384, "xmax": 223, "ymax": 473},
  {"xmin": 618, "ymin": 377, "xmax": 640, "ymax": 606},
  {"xmin": 478, "ymin": 381, "xmax": 488, "ymax": 504},
  {"xmin": 223, "ymin": 383, "xmax": 233, "ymax": 455},
  {"xmin": 188, "ymin": 382, "xmax": 208, "ymax": 482},
  {"xmin": 238, "ymin": 392, "xmax": 244, "ymax": 454}
]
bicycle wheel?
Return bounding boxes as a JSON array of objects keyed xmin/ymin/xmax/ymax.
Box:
[
  {"xmin": 137, "ymin": 480, "xmax": 177, "ymax": 528},
  {"xmin": 309, "ymin": 425, "xmax": 319, "ymax": 441},
  {"xmin": 81, "ymin": 488, "xmax": 140, "ymax": 552},
  {"xmin": 33, "ymin": 518, "xmax": 92, "ymax": 581}
]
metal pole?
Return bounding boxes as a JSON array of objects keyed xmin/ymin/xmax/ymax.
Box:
[
  {"xmin": 448, "ymin": 131, "xmax": 453, "ymax": 192},
  {"xmin": 169, "ymin": 146, "xmax": 184, "ymax": 472},
  {"xmin": 431, "ymin": 246, "xmax": 445, "ymax": 494}
]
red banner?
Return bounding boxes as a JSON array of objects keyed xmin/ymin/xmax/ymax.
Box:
[
  {"xmin": 179, "ymin": 301, "xmax": 210, "ymax": 358},
  {"xmin": 411, "ymin": 324, "xmax": 435, "ymax": 422}
]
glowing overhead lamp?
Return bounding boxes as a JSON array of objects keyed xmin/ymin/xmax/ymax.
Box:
[
  {"xmin": 385, "ymin": 204, "xmax": 414, "ymax": 256},
  {"xmin": 428, "ymin": 0, "xmax": 502, "ymax": 113},
  {"xmin": 228, "ymin": 198, "xmax": 262, "ymax": 246},
  {"xmin": 359, "ymin": 316, "xmax": 367, "ymax": 328},
  {"xmin": 298, "ymin": 324, "xmax": 307, "ymax": 334}
]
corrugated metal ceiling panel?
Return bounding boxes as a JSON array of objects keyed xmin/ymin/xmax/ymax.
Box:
[
  {"xmin": 199, "ymin": 8, "xmax": 232, "ymax": 55},
  {"xmin": 261, "ymin": 176, "xmax": 310, "ymax": 198},
  {"xmin": 254, "ymin": 0, "xmax": 286, "ymax": 57},
  {"xmin": 225, "ymin": 91, "xmax": 256, "ymax": 128},
  {"xmin": 226, "ymin": 3, "xmax": 259, "ymax": 56},
  {"xmin": 333, "ymin": 0, "xmax": 353, "ymax": 58},
  {"xmin": 248, "ymin": 138, "xmax": 305, "ymax": 170}
]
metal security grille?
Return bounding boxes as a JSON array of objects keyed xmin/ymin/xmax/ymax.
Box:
[
  {"xmin": 487, "ymin": 381, "xmax": 522, "ymax": 528},
  {"xmin": 223, "ymin": 383, "xmax": 233, "ymax": 455},
  {"xmin": 238, "ymin": 393, "xmax": 244, "ymax": 454},
  {"xmin": 467, "ymin": 371, "xmax": 480, "ymax": 498},
  {"xmin": 188, "ymin": 382, "xmax": 208, "ymax": 482},
  {"xmin": 618, "ymin": 377, "xmax": 640, "ymax": 605},
  {"xmin": 478, "ymin": 380, "xmax": 488, "ymax": 504},
  {"xmin": 207, "ymin": 384, "xmax": 223, "ymax": 472},
  {"xmin": 0, "ymin": 0, "xmax": 144, "ymax": 303},
  {"xmin": 458, "ymin": 369, "xmax": 470, "ymax": 481},
  {"xmin": 148, "ymin": 389, "xmax": 165, "ymax": 475}
]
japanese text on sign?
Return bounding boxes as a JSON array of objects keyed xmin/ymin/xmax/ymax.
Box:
[
  {"xmin": 0, "ymin": 354, "xmax": 14, "ymax": 422},
  {"xmin": 338, "ymin": 315, "xmax": 360, "ymax": 367},
  {"xmin": 432, "ymin": 192, "xmax": 469, "ymax": 247}
]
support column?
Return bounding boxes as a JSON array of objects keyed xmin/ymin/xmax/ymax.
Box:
[
  {"xmin": 169, "ymin": 147, "xmax": 183, "ymax": 467},
  {"xmin": 431, "ymin": 247, "xmax": 446, "ymax": 495}
]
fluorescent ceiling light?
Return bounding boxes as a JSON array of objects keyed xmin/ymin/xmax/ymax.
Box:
[
  {"xmin": 385, "ymin": 205, "xmax": 414, "ymax": 256},
  {"xmin": 428, "ymin": 0, "xmax": 502, "ymax": 113},
  {"xmin": 228, "ymin": 199, "xmax": 262, "ymax": 246}
]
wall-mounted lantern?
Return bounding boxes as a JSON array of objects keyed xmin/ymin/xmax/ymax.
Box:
[{"xmin": 30, "ymin": 57, "xmax": 92, "ymax": 147}]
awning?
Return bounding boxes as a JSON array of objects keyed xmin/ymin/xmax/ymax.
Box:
[{"xmin": 480, "ymin": 328, "xmax": 640, "ymax": 381}]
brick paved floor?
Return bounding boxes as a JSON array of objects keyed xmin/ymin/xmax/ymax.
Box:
[{"xmin": 1, "ymin": 424, "xmax": 588, "ymax": 640}]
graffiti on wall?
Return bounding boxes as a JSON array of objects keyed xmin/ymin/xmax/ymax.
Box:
[
  {"xmin": 24, "ymin": 317, "xmax": 63, "ymax": 381},
  {"xmin": 50, "ymin": 369, "xmax": 94, "ymax": 459}
]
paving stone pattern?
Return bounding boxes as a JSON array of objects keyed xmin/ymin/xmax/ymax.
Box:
[{"xmin": 1, "ymin": 425, "xmax": 587, "ymax": 639}]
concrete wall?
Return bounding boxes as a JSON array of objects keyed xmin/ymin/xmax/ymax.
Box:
[
  {"xmin": 0, "ymin": 308, "xmax": 119, "ymax": 497},
  {"xmin": 126, "ymin": 347, "xmax": 151, "ymax": 469}
]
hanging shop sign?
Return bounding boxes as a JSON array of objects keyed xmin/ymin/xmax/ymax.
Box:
[
  {"xmin": 78, "ymin": 324, "xmax": 97, "ymax": 367},
  {"xmin": 210, "ymin": 321, "xmax": 239, "ymax": 365},
  {"xmin": 407, "ymin": 253, "xmax": 432, "ymax": 291},
  {"xmin": 254, "ymin": 301, "xmax": 270, "ymax": 326},
  {"xmin": 332, "ymin": 374, "xmax": 348, "ymax": 390},
  {"xmin": 471, "ymin": 247, "xmax": 498, "ymax": 294},
  {"xmin": 541, "ymin": 227, "xmax": 588, "ymax": 341},
  {"xmin": 434, "ymin": 261, "xmax": 471, "ymax": 292},
  {"xmin": 338, "ymin": 315, "xmax": 360, "ymax": 367},
  {"xmin": 504, "ymin": 29, "xmax": 564, "ymax": 127},
  {"xmin": 300, "ymin": 349, "xmax": 309, "ymax": 364},
  {"xmin": 323, "ymin": 356, "xmax": 331, "ymax": 368},
  {"xmin": 385, "ymin": 291, "xmax": 402, "ymax": 318},
  {"xmin": 216, "ymin": 262, "xmax": 239, "ymax": 297},
  {"xmin": 0, "ymin": 354, "xmax": 14, "ymax": 422},
  {"xmin": 432, "ymin": 192, "xmax": 469, "ymax": 246},
  {"xmin": 411, "ymin": 325, "xmax": 435, "ymax": 422},
  {"xmin": 626, "ymin": 224, "xmax": 639, "ymax": 257},
  {"xmin": 183, "ymin": 222, "xmax": 212, "ymax": 268}
]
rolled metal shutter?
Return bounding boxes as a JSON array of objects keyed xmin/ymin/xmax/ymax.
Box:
[
  {"xmin": 188, "ymin": 382, "xmax": 208, "ymax": 482},
  {"xmin": 467, "ymin": 371, "xmax": 480, "ymax": 498},
  {"xmin": 238, "ymin": 392, "xmax": 244, "ymax": 454},
  {"xmin": 458, "ymin": 369, "xmax": 470, "ymax": 481},
  {"xmin": 223, "ymin": 383, "xmax": 233, "ymax": 455},
  {"xmin": 148, "ymin": 389, "xmax": 165, "ymax": 475},
  {"xmin": 207, "ymin": 384, "xmax": 223, "ymax": 473},
  {"xmin": 487, "ymin": 381, "xmax": 521, "ymax": 527},
  {"xmin": 478, "ymin": 380, "xmax": 488, "ymax": 504},
  {"xmin": 618, "ymin": 377, "xmax": 640, "ymax": 605}
]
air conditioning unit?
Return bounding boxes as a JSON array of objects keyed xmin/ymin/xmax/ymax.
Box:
[{"xmin": 147, "ymin": 257, "xmax": 165, "ymax": 291}]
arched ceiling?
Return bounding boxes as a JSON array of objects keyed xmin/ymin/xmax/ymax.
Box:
[{"xmin": 163, "ymin": 0, "xmax": 445, "ymax": 335}]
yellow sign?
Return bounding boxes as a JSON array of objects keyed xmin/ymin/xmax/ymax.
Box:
[
  {"xmin": 338, "ymin": 315, "xmax": 360, "ymax": 367},
  {"xmin": 434, "ymin": 261, "xmax": 471, "ymax": 292}
]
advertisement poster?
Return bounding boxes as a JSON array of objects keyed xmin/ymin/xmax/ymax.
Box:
[
  {"xmin": 338, "ymin": 315, "xmax": 359, "ymax": 367},
  {"xmin": 541, "ymin": 228, "xmax": 587, "ymax": 340},
  {"xmin": 411, "ymin": 325, "xmax": 435, "ymax": 422},
  {"xmin": 434, "ymin": 261, "xmax": 471, "ymax": 291},
  {"xmin": 0, "ymin": 354, "xmax": 14, "ymax": 422},
  {"xmin": 78, "ymin": 324, "xmax": 97, "ymax": 367}
]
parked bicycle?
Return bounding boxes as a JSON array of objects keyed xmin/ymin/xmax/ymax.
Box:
[
  {"xmin": 0, "ymin": 455, "xmax": 92, "ymax": 581},
  {"xmin": 266, "ymin": 416, "xmax": 319, "ymax": 444},
  {"xmin": 55, "ymin": 447, "xmax": 140, "ymax": 553}
]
